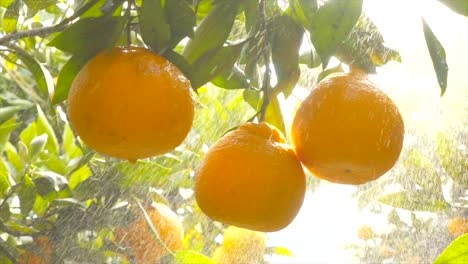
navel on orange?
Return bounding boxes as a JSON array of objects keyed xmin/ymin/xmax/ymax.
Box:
[
  {"xmin": 292, "ymin": 70, "xmax": 404, "ymax": 185},
  {"xmin": 67, "ymin": 47, "xmax": 195, "ymax": 162},
  {"xmin": 195, "ymin": 122, "xmax": 306, "ymax": 232}
]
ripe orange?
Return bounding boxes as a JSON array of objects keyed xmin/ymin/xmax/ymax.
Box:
[
  {"xmin": 195, "ymin": 122, "xmax": 306, "ymax": 232},
  {"xmin": 67, "ymin": 46, "xmax": 195, "ymax": 162},
  {"xmin": 212, "ymin": 226, "xmax": 267, "ymax": 264},
  {"xmin": 18, "ymin": 236, "xmax": 52, "ymax": 264},
  {"xmin": 448, "ymin": 217, "xmax": 468, "ymax": 237},
  {"xmin": 357, "ymin": 224, "xmax": 375, "ymax": 240},
  {"xmin": 292, "ymin": 70, "xmax": 404, "ymax": 185},
  {"xmin": 114, "ymin": 203, "xmax": 184, "ymax": 263}
]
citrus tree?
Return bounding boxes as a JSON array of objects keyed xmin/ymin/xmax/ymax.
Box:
[{"xmin": 0, "ymin": 0, "xmax": 466, "ymax": 263}]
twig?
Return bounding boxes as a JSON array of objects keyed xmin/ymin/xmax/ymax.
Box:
[
  {"xmin": 258, "ymin": 0, "xmax": 271, "ymax": 122},
  {"xmin": 0, "ymin": 0, "xmax": 99, "ymax": 45}
]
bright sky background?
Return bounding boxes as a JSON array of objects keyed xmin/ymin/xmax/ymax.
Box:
[{"xmin": 268, "ymin": 1, "xmax": 468, "ymax": 263}]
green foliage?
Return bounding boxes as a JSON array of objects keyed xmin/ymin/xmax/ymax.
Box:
[
  {"xmin": 0, "ymin": 0, "xmax": 465, "ymax": 262},
  {"xmin": 309, "ymin": 0, "xmax": 363, "ymax": 68},
  {"xmin": 139, "ymin": 0, "xmax": 171, "ymax": 53},
  {"xmin": 437, "ymin": 0, "xmax": 468, "ymax": 17},
  {"xmin": 434, "ymin": 234, "xmax": 468, "ymax": 264},
  {"xmin": 270, "ymin": 14, "xmax": 304, "ymax": 97},
  {"xmin": 423, "ymin": 19, "xmax": 448, "ymax": 96},
  {"xmin": 183, "ymin": 0, "xmax": 239, "ymax": 63}
]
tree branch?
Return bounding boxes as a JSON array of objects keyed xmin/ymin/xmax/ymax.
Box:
[
  {"xmin": 259, "ymin": 0, "xmax": 271, "ymax": 122},
  {"xmin": 0, "ymin": 0, "xmax": 99, "ymax": 45}
]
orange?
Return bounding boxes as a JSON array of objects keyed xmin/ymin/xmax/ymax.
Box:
[
  {"xmin": 292, "ymin": 70, "xmax": 404, "ymax": 185},
  {"xmin": 114, "ymin": 203, "xmax": 184, "ymax": 263},
  {"xmin": 212, "ymin": 226, "xmax": 267, "ymax": 264},
  {"xmin": 357, "ymin": 224, "xmax": 375, "ymax": 240},
  {"xmin": 67, "ymin": 46, "xmax": 195, "ymax": 162},
  {"xmin": 18, "ymin": 236, "xmax": 52, "ymax": 264},
  {"xmin": 195, "ymin": 122, "xmax": 306, "ymax": 232},
  {"xmin": 447, "ymin": 217, "xmax": 468, "ymax": 237}
]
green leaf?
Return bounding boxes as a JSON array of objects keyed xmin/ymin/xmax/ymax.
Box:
[
  {"xmin": 265, "ymin": 96, "xmax": 286, "ymax": 136},
  {"xmin": 269, "ymin": 246, "xmax": 294, "ymax": 257},
  {"xmin": 116, "ymin": 160, "xmax": 171, "ymax": 187},
  {"xmin": 422, "ymin": 18, "xmax": 448, "ymax": 96},
  {"xmin": 68, "ymin": 164, "xmax": 91, "ymax": 190},
  {"xmin": 212, "ymin": 65, "xmax": 251, "ymax": 90},
  {"xmin": 19, "ymin": 122, "xmax": 37, "ymax": 148},
  {"xmin": 24, "ymin": 0, "xmax": 56, "ymax": 11},
  {"xmin": 0, "ymin": 118, "xmax": 18, "ymax": 153},
  {"xmin": 404, "ymin": 150, "xmax": 443, "ymax": 191},
  {"xmin": 6, "ymin": 143, "xmax": 23, "ymax": 173},
  {"xmin": 11, "ymin": 46, "xmax": 54, "ymax": 99},
  {"xmin": 48, "ymin": 16, "xmax": 127, "ymax": 55},
  {"xmin": 166, "ymin": 0, "xmax": 196, "ymax": 41},
  {"xmin": 80, "ymin": 0, "xmax": 121, "ymax": 18},
  {"xmin": 0, "ymin": 0, "xmax": 15, "ymax": 8},
  {"xmin": 190, "ymin": 41, "xmax": 246, "ymax": 89},
  {"xmin": 0, "ymin": 106, "xmax": 25, "ymax": 124},
  {"xmin": 52, "ymin": 55, "xmax": 91, "ymax": 104},
  {"xmin": 17, "ymin": 141, "xmax": 28, "ymax": 164},
  {"xmin": 18, "ymin": 174, "xmax": 37, "ymax": 215},
  {"xmin": 437, "ymin": 0, "xmax": 468, "ymax": 17},
  {"xmin": 318, "ymin": 64, "xmax": 344, "ymax": 81},
  {"xmin": 33, "ymin": 194, "xmax": 48, "ymax": 217},
  {"xmin": 436, "ymin": 133, "xmax": 468, "ymax": 186},
  {"xmin": 33, "ymin": 175, "xmax": 56, "ymax": 199},
  {"xmin": 288, "ymin": 0, "xmax": 317, "ymax": 28},
  {"xmin": 52, "ymin": 198, "xmax": 83, "ymax": 208},
  {"xmin": 0, "ymin": 158, "xmax": 10, "ymax": 197},
  {"xmin": 183, "ymin": 0, "xmax": 239, "ymax": 63},
  {"xmin": 336, "ymin": 15, "xmax": 401, "ymax": 71},
  {"xmin": 378, "ymin": 190, "xmax": 449, "ymax": 212},
  {"xmin": 162, "ymin": 50, "xmax": 193, "ymax": 80},
  {"xmin": 242, "ymin": 0, "xmax": 257, "ymax": 32},
  {"xmin": 2, "ymin": 0, "xmax": 21, "ymax": 33},
  {"xmin": 62, "ymin": 124, "xmax": 82, "ymax": 159},
  {"xmin": 243, "ymin": 89, "xmax": 262, "ymax": 111},
  {"xmin": 36, "ymin": 105, "xmax": 59, "ymax": 154},
  {"xmin": 434, "ymin": 234, "xmax": 468, "ymax": 264},
  {"xmin": 270, "ymin": 15, "xmax": 304, "ymax": 98},
  {"xmin": 0, "ymin": 202, "xmax": 10, "ymax": 220},
  {"xmin": 28, "ymin": 134, "xmax": 48, "ymax": 161},
  {"xmin": 3, "ymin": 221, "xmax": 37, "ymax": 234},
  {"xmin": 139, "ymin": 0, "xmax": 171, "ymax": 53},
  {"xmin": 299, "ymin": 49, "xmax": 321, "ymax": 68},
  {"xmin": 309, "ymin": 0, "xmax": 362, "ymax": 68},
  {"xmin": 175, "ymin": 250, "xmax": 213, "ymax": 264}
]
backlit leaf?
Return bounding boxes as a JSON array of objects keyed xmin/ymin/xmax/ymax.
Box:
[
  {"xmin": 309, "ymin": 0, "xmax": 362, "ymax": 68},
  {"xmin": 183, "ymin": 0, "xmax": 239, "ymax": 63},
  {"xmin": 11, "ymin": 46, "xmax": 54, "ymax": 99},
  {"xmin": 18, "ymin": 175, "xmax": 37, "ymax": 215},
  {"xmin": 422, "ymin": 18, "xmax": 448, "ymax": 96},
  {"xmin": 378, "ymin": 190, "xmax": 449, "ymax": 212},
  {"xmin": 175, "ymin": 250, "xmax": 213, "ymax": 264},
  {"xmin": 190, "ymin": 42, "xmax": 246, "ymax": 89},
  {"xmin": 434, "ymin": 234, "xmax": 468, "ymax": 264},
  {"xmin": 48, "ymin": 16, "xmax": 127, "ymax": 55},
  {"xmin": 437, "ymin": 0, "xmax": 468, "ymax": 17},
  {"xmin": 139, "ymin": 0, "xmax": 171, "ymax": 53},
  {"xmin": 2, "ymin": 0, "xmax": 21, "ymax": 33}
]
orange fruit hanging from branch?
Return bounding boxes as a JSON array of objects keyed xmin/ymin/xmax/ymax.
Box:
[
  {"xmin": 195, "ymin": 122, "xmax": 306, "ymax": 232},
  {"xmin": 114, "ymin": 203, "xmax": 184, "ymax": 263},
  {"xmin": 67, "ymin": 47, "xmax": 195, "ymax": 162},
  {"xmin": 292, "ymin": 70, "xmax": 404, "ymax": 185}
]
